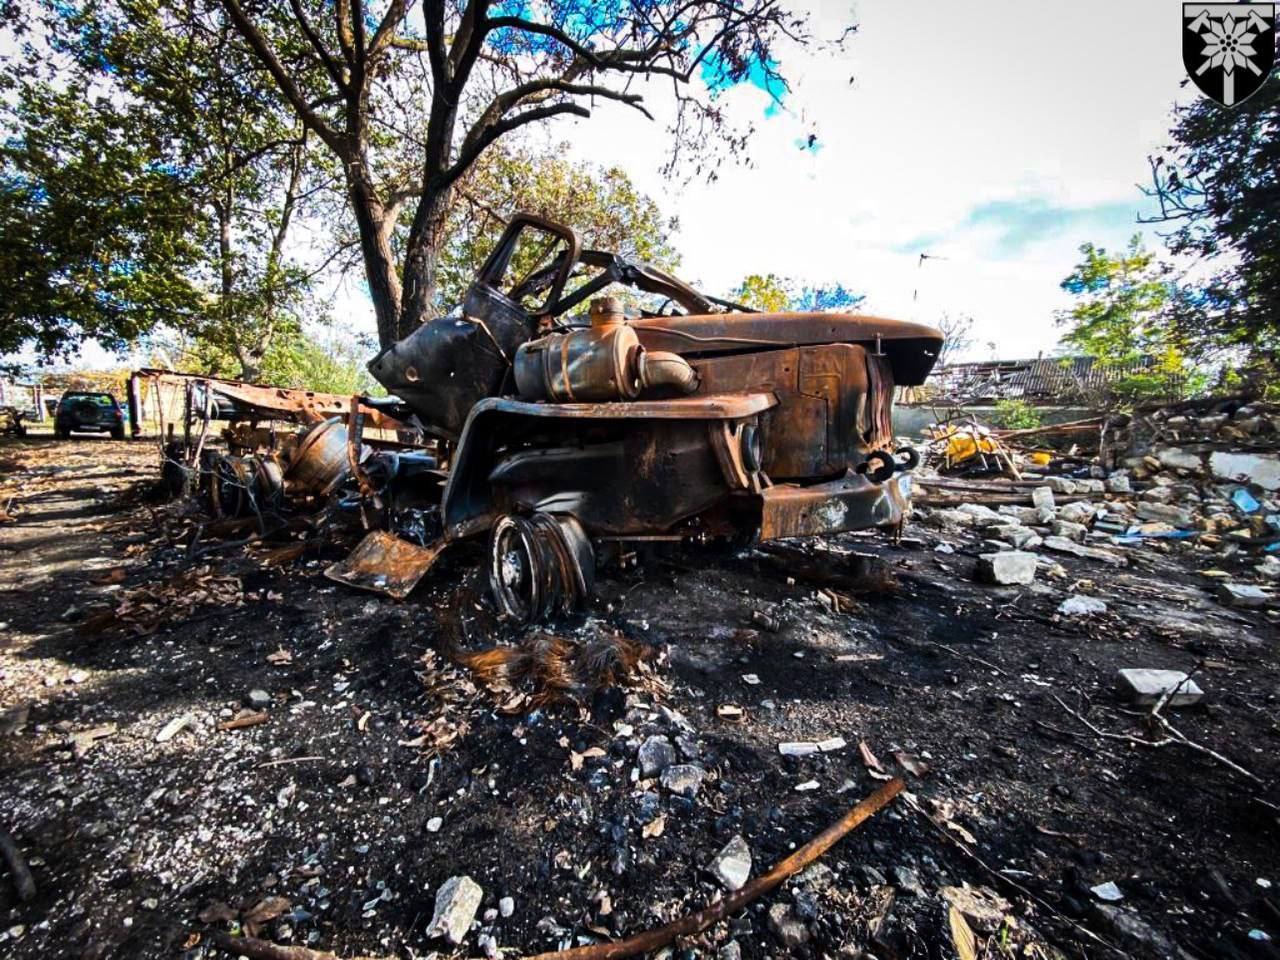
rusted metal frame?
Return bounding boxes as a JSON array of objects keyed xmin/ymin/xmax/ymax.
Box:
[
  {"xmin": 133, "ymin": 368, "xmax": 407, "ymax": 431},
  {"xmin": 441, "ymin": 395, "xmax": 779, "ymax": 541},
  {"xmin": 345, "ymin": 396, "xmax": 381, "ymax": 525},
  {"xmin": 189, "ymin": 380, "xmax": 215, "ymax": 468}
]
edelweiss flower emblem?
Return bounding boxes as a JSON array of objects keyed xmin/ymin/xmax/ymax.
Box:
[
  {"xmin": 1196, "ymin": 13, "xmax": 1261, "ymax": 75},
  {"xmin": 1183, "ymin": 3, "xmax": 1276, "ymax": 106}
]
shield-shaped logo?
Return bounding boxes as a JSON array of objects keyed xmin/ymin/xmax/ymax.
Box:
[{"xmin": 1183, "ymin": 3, "xmax": 1276, "ymax": 106}]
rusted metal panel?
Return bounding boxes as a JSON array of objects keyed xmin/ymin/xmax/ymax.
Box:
[
  {"xmin": 758, "ymin": 471, "xmax": 912, "ymax": 541},
  {"xmin": 324, "ymin": 530, "xmax": 448, "ymax": 600}
]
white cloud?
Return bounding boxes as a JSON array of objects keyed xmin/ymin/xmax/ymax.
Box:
[{"xmin": 538, "ymin": 0, "xmax": 1201, "ymax": 360}]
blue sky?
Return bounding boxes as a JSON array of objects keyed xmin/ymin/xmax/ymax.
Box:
[{"xmin": 535, "ymin": 0, "xmax": 1200, "ymax": 361}]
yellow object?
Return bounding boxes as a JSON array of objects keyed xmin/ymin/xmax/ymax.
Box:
[{"xmin": 1027, "ymin": 451, "xmax": 1052, "ymax": 466}]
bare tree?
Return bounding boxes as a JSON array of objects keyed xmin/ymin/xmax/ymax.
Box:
[
  {"xmin": 217, "ymin": 0, "xmax": 817, "ymax": 348},
  {"xmin": 935, "ymin": 311, "xmax": 975, "ymax": 367}
]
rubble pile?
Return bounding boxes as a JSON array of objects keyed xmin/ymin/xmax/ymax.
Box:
[
  {"xmin": 1110, "ymin": 397, "xmax": 1280, "ymax": 549},
  {"xmin": 913, "ymin": 397, "xmax": 1280, "ymax": 611}
]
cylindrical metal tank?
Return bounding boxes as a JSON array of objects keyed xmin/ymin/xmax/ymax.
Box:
[{"xmin": 284, "ymin": 418, "xmax": 351, "ymax": 496}]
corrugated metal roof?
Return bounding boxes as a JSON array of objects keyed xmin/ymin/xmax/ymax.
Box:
[{"xmin": 925, "ymin": 356, "xmax": 1185, "ymax": 403}]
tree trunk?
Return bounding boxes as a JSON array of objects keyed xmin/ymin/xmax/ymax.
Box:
[
  {"xmin": 398, "ymin": 183, "xmax": 454, "ymax": 342},
  {"xmin": 238, "ymin": 354, "xmax": 263, "ymax": 382},
  {"xmin": 348, "ymin": 170, "xmax": 403, "ymax": 349}
]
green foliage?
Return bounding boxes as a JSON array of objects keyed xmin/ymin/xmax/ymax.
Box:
[
  {"xmin": 991, "ymin": 399, "xmax": 1041, "ymax": 430},
  {"xmin": 433, "ymin": 145, "xmax": 681, "ymax": 309},
  {"xmin": 0, "ymin": 81, "xmax": 207, "ymax": 357},
  {"xmin": 258, "ymin": 325, "xmax": 383, "ymax": 396},
  {"xmin": 1057, "ymin": 236, "xmax": 1192, "ymax": 402},
  {"xmin": 733, "ymin": 273, "xmax": 792, "ymax": 312},
  {"xmin": 0, "ymin": 0, "xmax": 333, "ymax": 376},
  {"xmin": 731, "ymin": 274, "xmax": 865, "ymax": 313},
  {"xmin": 1058, "ymin": 236, "xmax": 1170, "ymax": 363},
  {"xmin": 1145, "ymin": 73, "xmax": 1280, "ymax": 378}
]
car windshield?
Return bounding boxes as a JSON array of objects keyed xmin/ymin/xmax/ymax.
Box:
[{"xmin": 64, "ymin": 394, "xmax": 116, "ymax": 406}]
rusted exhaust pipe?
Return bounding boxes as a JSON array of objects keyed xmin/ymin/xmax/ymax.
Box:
[{"xmin": 637, "ymin": 350, "xmax": 699, "ymax": 394}]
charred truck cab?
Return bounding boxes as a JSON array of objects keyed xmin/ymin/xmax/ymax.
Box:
[{"xmin": 363, "ymin": 213, "xmax": 942, "ymax": 622}]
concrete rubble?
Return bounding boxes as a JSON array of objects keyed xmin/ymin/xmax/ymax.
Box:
[{"xmin": 1116, "ymin": 668, "xmax": 1205, "ymax": 707}]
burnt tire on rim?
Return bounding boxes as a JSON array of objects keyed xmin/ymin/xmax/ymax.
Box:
[{"xmin": 488, "ymin": 513, "xmax": 594, "ymax": 623}]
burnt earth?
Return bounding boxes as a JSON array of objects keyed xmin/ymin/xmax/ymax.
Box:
[{"xmin": 1, "ymin": 435, "xmax": 1278, "ymax": 960}]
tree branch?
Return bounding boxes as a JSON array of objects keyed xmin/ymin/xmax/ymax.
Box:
[
  {"xmin": 288, "ymin": 0, "xmax": 349, "ymax": 93},
  {"xmin": 368, "ymin": 0, "xmax": 410, "ymax": 58},
  {"xmin": 444, "ymin": 102, "xmax": 590, "ymax": 189},
  {"xmin": 217, "ymin": 0, "xmax": 345, "ymax": 154}
]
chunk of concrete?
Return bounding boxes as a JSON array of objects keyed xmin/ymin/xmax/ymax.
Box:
[
  {"xmin": 1058, "ymin": 595, "xmax": 1107, "ymax": 616},
  {"xmin": 1041, "ymin": 536, "xmax": 1125, "ymax": 565},
  {"xmin": 1105, "ymin": 473, "xmax": 1132, "ymax": 494},
  {"xmin": 710, "ymin": 834, "xmax": 752, "ymax": 891},
  {"xmin": 1045, "ymin": 477, "xmax": 1077, "ymax": 494},
  {"xmin": 1135, "ymin": 501, "xmax": 1195, "ymax": 528},
  {"xmin": 1209, "ymin": 451, "xmax": 1280, "ymax": 491},
  {"xmin": 1031, "ymin": 486, "xmax": 1055, "ymax": 510},
  {"xmin": 1156, "ymin": 447, "xmax": 1204, "ymax": 472},
  {"xmin": 428, "ymin": 875, "xmax": 483, "ymax": 944},
  {"xmin": 1216, "ymin": 583, "xmax": 1269, "ymax": 608},
  {"xmin": 975, "ymin": 551, "xmax": 1037, "ymax": 585},
  {"xmin": 1116, "ymin": 668, "xmax": 1203, "ymax": 707},
  {"xmin": 1050, "ymin": 519, "xmax": 1088, "ymax": 542}
]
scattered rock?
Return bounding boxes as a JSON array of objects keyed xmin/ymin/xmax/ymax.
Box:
[
  {"xmin": 1050, "ymin": 519, "xmax": 1089, "ymax": 542},
  {"xmin": 1216, "ymin": 583, "xmax": 1269, "ymax": 608},
  {"xmin": 1041, "ymin": 536, "xmax": 1125, "ymax": 565},
  {"xmin": 154, "ymin": 715, "xmax": 191, "ymax": 744},
  {"xmin": 767, "ymin": 903, "xmax": 810, "ymax": 949},
  {"xmin": 1058, "ymin": 595, "xmax": 1107, "ymax": 616},
  {"xmin": 660, "ymin": 764, "xmax": 705, "ymax": 797},
  {"xmin": 427, "ymin": 875, "xmax": 483, "ymax": 945},
  {"xmin": 1093, "ymin": 904, "xmax": 1177, "ymax": 954},
  {"xmin": 975, "ymin": 551, "xmax": 1037, "ymax": 585},
  {"xmin": 1116, "ymin": 668, "xmax": 1203, "ymax": 707},
  {"xmin": 1031, "ymin": 486, "xmax": 1055, "ymax": 510},
  {"xmin": 940, "ymin": 885, "xmax": 1012, "ymax": 934},
  {"xmin": 637, "ymin": 735, "xmax": 676, "ymax": 777},
  {"xmin": 246, "ymin": 689, "xmax": 271, "ymax": 709},
  {"xmin": 1090, "ymin": 880, "xmax": 1124, "ymax": 902},
  {"xmin": 778, "ymin": 742, "xmax": 819, "ymax": 757},
  {"xmin": 499, "ymin": 896, "xmax": 515, "ymax": 918},
  {"xmin": 1105, "ymin": 474, "xmax": 1132, "ymax": 494},
  {"xmin": 1135, "ymin": 502, "xmax": 1194, "ymax": 528},
  {"xmin": 709, "ymin": 834, "xmax": 752, "ymax": 891},
  {"xmin": 1209, "ymin": 450, "xmax": 1280, "ymax": 491},
  {"xmin": 717, "ymin": 940, "xmax": 742, "ymax": 960},
  {"xmin": 891, "ymin": 865, "xmax": 924, "ymax": 896}
]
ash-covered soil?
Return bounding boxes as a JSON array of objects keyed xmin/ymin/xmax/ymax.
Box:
[{"xmin": 1, "ymin": 436, "xmax": 1278, "ymax": 960}]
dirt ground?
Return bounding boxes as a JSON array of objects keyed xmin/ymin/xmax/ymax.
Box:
[{"xmin": 1, "ymin": 434, "xmax": 1278, "ymax": 960}]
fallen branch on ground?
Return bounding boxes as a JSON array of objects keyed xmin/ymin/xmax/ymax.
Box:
[
  {"xmin": 520, "ymin": 779, "xmax": 905, "ymax": 960},
  {"xmin": 210, "ymin": 931, "xmax": 391, "ymax": 960},
  {"xmin": 217, "ymin": 711, "xmax": 269, "ymax": 732},
  {"xmin": 1052, "ymin": 692, "xmax": 1263, "ymax": 785},
  {"xmin": 0, "ymin": 828, "xmax": 36, "ymax": 902}
]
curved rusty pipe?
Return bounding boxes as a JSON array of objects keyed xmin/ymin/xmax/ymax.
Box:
[{"xmin": 636, "ymin": 349, "xmax": 699, "ymax": 394}]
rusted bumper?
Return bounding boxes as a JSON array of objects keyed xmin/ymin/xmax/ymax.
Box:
[{"xmin": 758, "ymin": 470, "xmax": 912, "ymax": 541}]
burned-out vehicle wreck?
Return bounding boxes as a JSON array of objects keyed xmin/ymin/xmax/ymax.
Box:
[{"xmin": 157, "ymin": 214, "xmax": 943, "ymax": 622}]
